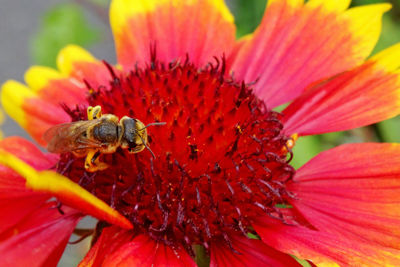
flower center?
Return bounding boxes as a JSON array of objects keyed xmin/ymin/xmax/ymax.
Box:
[{"xmin": 57, "ymin": 57, "xmax": 295, "ymax": 253}]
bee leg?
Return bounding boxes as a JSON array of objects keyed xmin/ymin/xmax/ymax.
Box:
[
  {"xmin": 91, "ymin": 150, "xmax": 102, "ymax": 164},
  {"xmin": 85, "ymin": 150, "xmax": 109, "ymax": 172},
  {"xmin": 87, "ymin": 105, "xmax": 102, "ymax": 120}
]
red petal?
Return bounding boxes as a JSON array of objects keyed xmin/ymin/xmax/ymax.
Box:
[
  {"xmin": 110, "ymin": 0, "xmax": 236, "ymax": 70},
  {"xmin": 79, "ymin": 227, "xmax": 195, "ymax": 267},
  {"xmin": 229, "ymin": 0, "xmax": 390, "ymax": 107},
  {"xmin": 210, "ymin": 234, "xmax": 300, "ymax": 267},
  {"xmin": 283, "ymin": 57, "xmax": 400, "ymax": 136},
  {"xmin": 23, "ymin": 97, "xmax": 72, "ymax": 145},
  {"xmin": 0, "ymin": 195, "xmax": 49, "ymax": 235},
  {"xmin": 0, "ymin": 202, "xmax": 81, "ymax": 267},
  {"xmin": 55, "ymin": 45, "xmax": 114, "ymax": 89},
  {"xmin": 0, "ymin": 150, "xmax": 133, "ymax": 230},
  {"xmin": 79, "ymin": 227, "xmax": 133, "ymax": 267},
  {"xmin": 25, "ymin": 66, "xmax": 87, "ymax": 108},
  {"xmin": 0, "ymin": 136, "xmax": 57, "ymax": 169},
  {"xmin": 253, "ymin": 216, "xmax": 400, "ymax": 266},
  {"xmin": 0, "ymin": 137, "xmax": 55, "ymax": 233},
  {"xmin": 0, "ymin": 137, "xmax": 132, "ymax": 230},
  {"xmin": 285, "ymin": 143, "xmax": 400, "ymax": 264},
  {"xmin": 104, "ymin": 235, "xmax": 195, "ymax": 267}
]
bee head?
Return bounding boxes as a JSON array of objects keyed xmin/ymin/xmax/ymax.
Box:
[
  {"xmin": 120, "ymin": 117, "xmax": 147, "ymax": 153},
  {"xmin": 120, "ymin": 116, "xmax": 166, "ymax": 157}
]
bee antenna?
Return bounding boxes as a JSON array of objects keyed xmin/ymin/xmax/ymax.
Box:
[
  {"xmin": 138, "ymin": 134, "xmax": 156, "ymax": 159},
  {"xmin": 138, "ymin": 122, "xmax": 167, "ymax": 131}
]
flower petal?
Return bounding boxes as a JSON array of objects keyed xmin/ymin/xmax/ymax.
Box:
[
  {"xmin": 253, "ymin": 216, "xmax": 400, "ymax": 266},
  {"xmin": 285, "ymin": 143, "xmax": 400, "ymax": 264},
  {"xmin": 0, "ymin": 150, "xmax": 133, "ymax": 230},
  {"xmin": 1, "ymin": 80, "xmax": 71, "ymax": 145},
  {"xmin": 110, "ymin": 0, "xmax": 236, "ymax": 70},
  {"xmin": 56, "ymin": 44, "xmax": 96, "ymax": 75},
  {"xmin": 79, "ymin": 227, "xmax": 133, "ymax": 267},
  {"xmin": 2, "ymin": 80, "xmax": 41, "ymax": 128},
  {"xmin": 210, "ymin": 234, "xmax": 300, "ymax": 267},
  {"xmin": 0, "ymin": 202, "xmax": 80, "ymax": 267},
  {"xmin": 80, "ymin": 227, "xmax": 195, "ymax": 267},
  {"xmin": 283, "ymin": 43, "xmax": 400, "ymax": 136},
  {"xmin": 0, "ymin": 137, "xmax": 55, "ymax": 234},
  {"xmin": 104, "ymin": 235, "xmax": 195, "ymax": 266},
  {"xmin": 2, "ymin": 45, "xmax": 114, "ymax": 145},
  {"xmin": 56, "ymin": 45, "xmax": 117, "ymax": 89},
  {"xmin": 229, "ymin": 1, "xmax": 390, "ymax": 108},
  {"xmin": 307, "ymin": 0, "xmax": 350, "ymax": 12},
  {"xmin": 24, "ymin": 66, "xmax": 86, "ymax": 105},
  {"xmin": 27, "ymin": 45, "xmax": 112, "ymax": 93},
  {"xmin": 0, "ymin": 136, "xmax": 57, "ymax": 169}
]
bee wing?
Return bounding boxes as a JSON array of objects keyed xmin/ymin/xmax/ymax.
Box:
[{"xmin": 43, "ymin": 120, "xmax": 104, "ymax": 153}]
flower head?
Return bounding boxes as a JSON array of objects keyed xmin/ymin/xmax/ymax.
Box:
[{"xmin": 1, "ymin": 0, "xmax": 400, "ymax": 266}]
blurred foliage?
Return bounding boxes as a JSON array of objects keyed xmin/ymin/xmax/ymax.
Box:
[
  {"xmin": 352, "ymin": 0, "xmax": 388, "ymax": 4},
  {"xmin": 88, "ymin": 0, "xmax": 109, "ymax": 6},
  {"xmin": 30, "ymin": 3, "xmax": 99, "ymax": 68},
  {"xmin": 230, "ymin": 0, "xmax": 267, "ymax": 37},
  {"xmin": 377, "ymin": 117, "xmax": 400, "ymax": 142},
  {"xmin": 292, "ymin": 255, "xmax": 312, "ymax": 267}
]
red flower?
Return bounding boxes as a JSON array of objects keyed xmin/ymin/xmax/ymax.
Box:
[{"xmin": 1, "ymin": 0, "xmax": 400, "ymax": 266}]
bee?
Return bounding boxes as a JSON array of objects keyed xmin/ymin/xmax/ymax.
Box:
[{"xmin": 44, "ymin": 105, "xmax": 166, "ymax": 172}]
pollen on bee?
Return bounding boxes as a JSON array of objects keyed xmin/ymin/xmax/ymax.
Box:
[{"xmin": 236, "ymin": 125, "xmax": 243, "ymax": 134}]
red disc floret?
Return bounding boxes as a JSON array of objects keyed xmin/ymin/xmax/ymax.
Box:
[{"xmin": 57, "ymin": 57, "xmax": 295, "ymax": 253}]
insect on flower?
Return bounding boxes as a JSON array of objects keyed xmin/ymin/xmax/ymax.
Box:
[
  {"xmin": 1, "ymin": 0, "xmax": 400, "ymax": 266},
  {"xmin": 43, "ymin": 105, "xmax": 166, "ymax": 172}
]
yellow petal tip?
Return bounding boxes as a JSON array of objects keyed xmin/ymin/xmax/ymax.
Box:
[
  {"xmin": 0, "ymin": 150, "xmax": 133, "ymax": 229},
  {"xmin": 370, "ymin": 43, "xmax": 400, "ymax": 72},
  {"xmin": 24, "ymin": 66, "xmax": 64, "ymax": 92},
  {"xmin": 307, "ymin": 0, "xmax": 351, "ymax": 13},
  {"xmin": 110, "ymin": 0, "xmax": 234, "ymax": 34},
  {"xmin": 1, "ymin": 80, "xmax": 37, "ymax": 127},
  {"xmin": 211, "ymin": 0, "xmax": 234, "ymax": 23},
  {"xmin": 56, "ymin": 44, "xmax": 96, "ymax": 75},
  {"xmin": 343, "ymin": 3, "xmax": 392, "ymax": 60}
]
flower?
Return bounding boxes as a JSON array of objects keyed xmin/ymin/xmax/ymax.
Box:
[{"xmin": 1, "ymin": 0, "xmax": 400, "ymax": 266}]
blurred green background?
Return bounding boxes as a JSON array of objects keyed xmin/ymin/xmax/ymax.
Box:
[{"xmin": 1, "ymin": 0, "xmax": 399, "ymax": 266}]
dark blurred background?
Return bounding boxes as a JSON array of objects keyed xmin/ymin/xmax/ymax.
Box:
[{"xmin": 0, "ymin": 0, "xmax": 399, "ymax": 265}]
